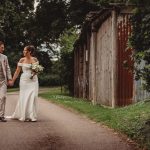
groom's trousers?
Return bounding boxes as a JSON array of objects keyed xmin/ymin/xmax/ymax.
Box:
[{"xmin": 0, "ymin": 82, "xmax": 7, "ymax": 117}]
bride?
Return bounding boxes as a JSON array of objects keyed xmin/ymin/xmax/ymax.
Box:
[{"xmin": 10, "ymin": 45, "xmax": 39, "ymax": 122}]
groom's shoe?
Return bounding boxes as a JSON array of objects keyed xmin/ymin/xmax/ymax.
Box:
[{"xmin": 0, "ymin": 117, "xmax": 7, "ymax": 122}]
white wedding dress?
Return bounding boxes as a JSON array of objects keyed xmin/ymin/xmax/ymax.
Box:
[{"xmin": 12, "ymin": 63, "xmax": 39, "ymax": 121}]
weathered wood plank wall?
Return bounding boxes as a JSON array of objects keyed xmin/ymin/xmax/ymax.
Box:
[
  {"xmin": 95, "ymin": 16, "xmax": 113, "ymax": 106},
  {"xmin": 74, "ymin": 7, "xmax": 150, "ymax": 107}
]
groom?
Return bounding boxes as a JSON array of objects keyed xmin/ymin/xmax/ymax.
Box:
[{"xmin": 0, "ymin": 41, "xmax": 12, "ymax": 122}]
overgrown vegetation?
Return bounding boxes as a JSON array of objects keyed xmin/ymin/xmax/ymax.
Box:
[
  {"xmin": 39, "ymin": 87, "xmax": 150, "ymax": 149},
  {"xmin": 59, "ymin": 28, "xmax": 78, "ymax": 95},
  {"xmin": 130, "ymin": 6, "xmax": 150, "ymax": 91},
  {"xmin": 0, "ymin": 0, "xmax": 52, "ymax": 87}
]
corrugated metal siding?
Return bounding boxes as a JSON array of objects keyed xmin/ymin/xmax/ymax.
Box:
[
  {"xmin": 134, "ymin": 60, "xmax": 150, "ymax": 101},
  {"xmin": 117, "ymin": 14, "xmax": 133, "ymax": 106},
  {"xmin": 135, "ymin": 80, "xmax": 150, "ymax": 101}
]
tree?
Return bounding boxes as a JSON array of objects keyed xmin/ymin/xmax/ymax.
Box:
[
  {"xmin": 0, "ymin": 0, "xmax": 53, "ymax": 84},
  {"xmin": 59, "ymin": 28, "xmax": 78, "ymax": 95},
  {"xmin": 68, "ymin": 0, "xmax": 100, "ymax": 27},
  {"xmin": 35, "ymin": 0, "xmax": 68, "ymax": 45},
  {"xmin": 129, "ymin": 4, "xmax": 150, "ymax": 91},
  {"xmin": 0, "ymin": 0, "xmax": 35, "ymax": 69},
  {"xmin": 36, "ymin": 51, "xmax": 52, "ymax": 73}
]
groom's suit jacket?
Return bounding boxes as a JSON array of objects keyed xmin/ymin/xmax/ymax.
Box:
[{"xmin": 0, "ymin": 53, "xmax": 12, "ymax": 83}]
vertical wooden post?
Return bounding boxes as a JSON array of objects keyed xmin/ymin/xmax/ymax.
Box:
[
  {"xmin": 86, "ymin": 33, "xmax": 90, "ymax": 99},
  {"xmin": 90, "ymin": 24, "xmax": 97, "ymax": 104},
  {"xmin": 82, "ymin": 45, "xmax": 85, "ymax": 98},
  {"xmin": 74, "ymin": 47, "xmax": 77, "ymax": 97},
  {"xmin": 111, "ymin": 10, "xmax": 118, "ymax": 108},
  {"xmin": 93, "ymin": 31, "xmax": 97, "ymax": 104}
]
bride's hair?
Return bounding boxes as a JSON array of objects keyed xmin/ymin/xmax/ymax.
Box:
[
  {"xmin": 25, "ymin": 45, "xmax": 35, "ymax": 56},
  {"xmin": 0, "ymin": 41, "xmax": 4, "ymax": 46}
]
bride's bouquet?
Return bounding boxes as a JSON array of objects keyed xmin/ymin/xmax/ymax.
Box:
[{"xmin": 30, "ymin": 62, "xmax": 44, "ymax": 79}]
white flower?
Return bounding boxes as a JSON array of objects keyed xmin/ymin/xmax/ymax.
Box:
[{"xmin": 30, "ymin": 62, "xmax": 44, "ymax": 79}]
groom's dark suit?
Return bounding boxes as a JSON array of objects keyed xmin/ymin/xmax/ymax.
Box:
[{"xmin": 0, "ymin": 53, "xmax": 12, "ymax": 119}]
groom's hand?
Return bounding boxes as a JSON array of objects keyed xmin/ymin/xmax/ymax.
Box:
[{"xmin": 7, "ymin": 80, "xmax": 14, "ymax": 86}]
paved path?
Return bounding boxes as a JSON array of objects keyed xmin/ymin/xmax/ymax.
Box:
[{"xmin": 0, "ymin": 92, "xmax": 139, "ymax": 150}]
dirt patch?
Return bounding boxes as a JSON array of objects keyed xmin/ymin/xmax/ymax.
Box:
[{"xmin": 30, "ymin": 135, "xmax": 65, "ymax": 150}]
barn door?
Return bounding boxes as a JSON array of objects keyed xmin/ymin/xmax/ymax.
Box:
[{"xmin": 117, "ymin": 14, "xmax": 134, "ymax": 106}]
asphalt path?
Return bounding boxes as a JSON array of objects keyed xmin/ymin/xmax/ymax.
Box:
[{"xmin": 0, "ymin": 92, "xmax": 139, "ymax": 150}]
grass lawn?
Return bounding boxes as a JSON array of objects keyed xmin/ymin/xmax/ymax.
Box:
[
  {"xmin": 39, "ymin": 87, "xmax": 150, "ymax": 150},
  {"xmin": 7, "ymin": 88, "xmax": 19, "ymax": 92}
]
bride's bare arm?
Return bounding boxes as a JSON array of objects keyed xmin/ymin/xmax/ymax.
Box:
[
  {"xmin": 12, "ymin": 66, "xmax": 21, "ymax": 83},
  {"xmin": 12, "ymin": 58, "xmax": 24, "ymax": 83}
]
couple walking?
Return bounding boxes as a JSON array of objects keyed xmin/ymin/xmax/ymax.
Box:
[{"xmin": 0, "ymin": 41, "xmax": 39, "ymax": 122}]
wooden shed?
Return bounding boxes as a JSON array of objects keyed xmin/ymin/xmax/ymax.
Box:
[{"xmin": 74, "ymin": 5, "xmax": 150, "ymax": 107}]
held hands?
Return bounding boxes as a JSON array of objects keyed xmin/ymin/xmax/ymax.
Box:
[{"xmin": 7, "ymin": 80, "xmax": 14, "ymax": 87}]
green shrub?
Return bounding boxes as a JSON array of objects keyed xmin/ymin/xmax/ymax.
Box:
[{"xmin": 38, "ymin": 74, "xmax": 61, "ymax": 86}]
